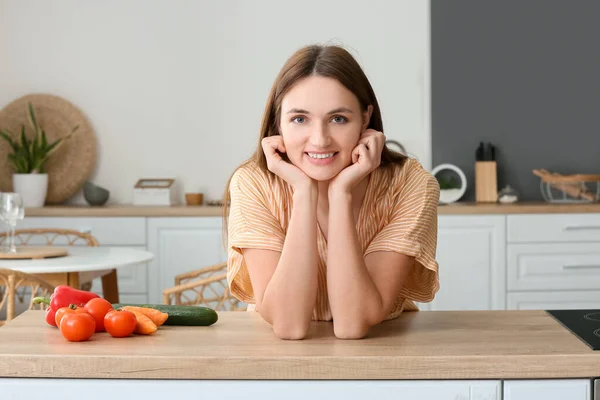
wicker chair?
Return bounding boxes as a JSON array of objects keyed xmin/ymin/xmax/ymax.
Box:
[
  {"xmin": 163, "ymin": 262, "xmax": 245, "ymax": 311},
  {"xmin": 0, "ymin": 268, "xmax": 54, "ymax": 327},
  {"xmin": 0, "ymin": 228, "xmax": 105, "ymax": 292}
]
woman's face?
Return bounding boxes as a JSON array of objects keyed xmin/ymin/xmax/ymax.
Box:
[{"xmin": 279, "ymin": 76, "xmax": 372, "ymax": 182}]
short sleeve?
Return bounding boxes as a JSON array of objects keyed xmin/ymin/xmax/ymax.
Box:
[
  {"xmin": 226, "ymin": 166, "xmax": 286, "ymax": 303},
  {"xmin": 365, "ymin": 161, "xmax": 440, "ymax": 303}
]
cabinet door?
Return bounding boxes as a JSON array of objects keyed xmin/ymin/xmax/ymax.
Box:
[
  {"xmin": 429, "ymin": 216, "xmax": 506, "ymax": 311},
  {"xmin": 147, "ymin": 217, "xmax": 227, "ymax": 304},
  {"xmin": 0, "ymin": 378, "xmax": 501, "ymax": 400},
  {"xmin": 503, "ymin": 379, "xmax": 591, "ymax": 400}
]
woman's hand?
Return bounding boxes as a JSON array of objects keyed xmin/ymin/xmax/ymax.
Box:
[
  {"xmin": 330, "ymin": 129, "xmax": 386, "ymax": 195},
  {"xmin": 262, "ymin": 135, "xmax": 314, "ymax": 190}
]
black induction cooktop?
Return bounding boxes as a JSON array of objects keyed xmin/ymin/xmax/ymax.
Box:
[{"xmin": 546, "ymin": 309, "xmax": 600, "ymax": 350}]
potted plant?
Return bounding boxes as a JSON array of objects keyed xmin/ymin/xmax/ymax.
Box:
[
  {"xmin": 0, "ymin": 102, "xmax": 79, "ymax": 207},
  {"xmin": 437, "ymin": 176, "xmax": 464, "ymax": 204}
]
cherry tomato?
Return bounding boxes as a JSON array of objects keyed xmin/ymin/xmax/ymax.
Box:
[
  {"xmin": 104, "ymin": 309, "xmax": 137, "ymax": 338},
  {"xmin": 55, "ymin": 304, "xmax": 87, "ymax": 327},
  {"xmin": 60, "ymin": 313, "xmax": 96, "ymax": 342},
  {"xmin": 84, "ymin": 298, "xmax": 114, "ymax": 332}
]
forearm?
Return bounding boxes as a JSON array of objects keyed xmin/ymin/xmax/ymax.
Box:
[
  {"xmin": 327, "ymin": 192, "xmax": 385, "ymax": 337},
  {"xmin": 260, "ymin": 183, "xmax": 319, "ymax": 338}
]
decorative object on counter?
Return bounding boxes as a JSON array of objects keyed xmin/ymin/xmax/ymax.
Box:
[
  {"xmin": 205, "ymin": 199, "xmax": 229, "ymax": 207},
  {"xmin": 0, "ymin": 102, "xmax": 79, "ymax": 207},
  {"xmin": 133, "ymin": 178, "xmax": 178, "ymax": 206},
  {"xmin": 533, "ymin": 169, "xmax": 600, "ymax": 203},
  {"xmin": 185, "ymin": 192, "xmax": 204, "ymax": 206},
  {"xmin": 498, "ymin": 185, "xmax": 519, "ymax": 204},
  {"xmin": 0, "ymin": 94, "xmax": 97, "ymax": 205},
  {"xmin": 431, "ymin": 163, "xmax": 467, "ymax": 204},
  {"xmin": 475, "ymin": 142, "xmax": 498, "ymax": 203},
  {"xmin": 83, "ymin": 181, "xmax": 110, "ymax": 206}
]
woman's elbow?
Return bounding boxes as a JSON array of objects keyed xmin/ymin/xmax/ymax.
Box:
[
  {"xmin": 272, "ymin": 321, "xmax": 310, "ymax": 340},
  {"xmin": 333, "ymin": 322, "xmax": 370, "ymax": 340}
]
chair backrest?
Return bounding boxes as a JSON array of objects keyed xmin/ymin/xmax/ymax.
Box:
[
  {"xmin": 163, "ymin": 262, "xmax": 245, "ymax": 311},
  {"xmin": 0, "ymin": 268, "xmax": 54, "ymax": 327},
  {"xmin": 0, "ymin": 228, "xmax": 99, "ymax": 247}
]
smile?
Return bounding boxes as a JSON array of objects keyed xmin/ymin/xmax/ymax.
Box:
[{"xmin": 306, "ymin": 152, "xmax": 336, "ymax": 159}]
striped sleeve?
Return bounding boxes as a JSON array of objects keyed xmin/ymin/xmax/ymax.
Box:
[
  {"xmin": 365, "ymin": 161, "xmax": 441, "ymax": 303},
  {"xmin": 226, "ymin": 165, "xmax": 285, "ymax": 303}
]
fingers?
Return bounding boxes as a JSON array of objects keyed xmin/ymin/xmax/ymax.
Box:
[
  {"xmin": 262, "ymin": 136, "xmax": 285, "ymax": 160},
  {"xmin": 353, "ymin": 143, "xmax": 368, "ymax": 164}
]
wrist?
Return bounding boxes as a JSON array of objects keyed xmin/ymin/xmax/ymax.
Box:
[
  {"xmin": 293, "ymin": 181, "xmax": 318, "ymax": 201},
  {"xmin": 328, "ymin": 188, "xmax": 352, "ymax": 205}
]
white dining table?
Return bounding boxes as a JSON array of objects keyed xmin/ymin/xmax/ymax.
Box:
[{"xmin": 0, "ymin": 247, "xmax": 154, "ymax": 303}]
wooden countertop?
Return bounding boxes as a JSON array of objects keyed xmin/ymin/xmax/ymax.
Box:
[
  {"xmin": 0, "ymin": 310, "xmax": 599, "ymax": 380},
  {"xmin": 23, "ymin": 202, "xmax": 600, "ymax": 217}
]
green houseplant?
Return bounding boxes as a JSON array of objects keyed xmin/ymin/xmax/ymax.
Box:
[{"xmin": 0, "ymin": 102, "xmax": 79, "ymax": 207}]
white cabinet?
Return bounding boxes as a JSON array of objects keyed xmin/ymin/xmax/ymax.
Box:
[
  {"xmin": 147, "ymin": 217, "xmax": 227, "ymax": 304},
  {"xmin": 503, "ymin": 379, "xmax": 591, "ymax": 400},
  {"xmin": 424, "ymin": 215, "xmax": 506, "ymax": 311},
  {"xmin": 507, "ymin": 214, "xmax": 600, "ymax": 310},
  {"xmin": 0, "ymin": 378, "xmax": 502, "ymax": 400}
]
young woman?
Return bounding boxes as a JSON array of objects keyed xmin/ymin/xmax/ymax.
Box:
[{"xmin": 223, "ymin": 44, "xmax": 439, "ymax": 340}]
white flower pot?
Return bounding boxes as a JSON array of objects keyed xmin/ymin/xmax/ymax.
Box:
[{"xmin": 12, "ymin": 173, "xmax": 48, "ymax": 207}]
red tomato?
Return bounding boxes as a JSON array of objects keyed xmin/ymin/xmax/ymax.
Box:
[
  {"xmin": 84, "ymin": 298, "xmax": 114, "ymax": 332},
  {"xmin": 54, "ymin": 305, "xmax": 88, "ymax": 327},
  {"xmin": 60, "ymin": 313, "xmax": 96, "ymax": 342},
  {"xmin": 104, "ymin": 309, "xmax": 137, "ymax": 338}
]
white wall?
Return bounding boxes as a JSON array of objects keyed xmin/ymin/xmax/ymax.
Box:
[{"xmin": 0, "ymin": 0, "xmax": 431, "ymax": 205}]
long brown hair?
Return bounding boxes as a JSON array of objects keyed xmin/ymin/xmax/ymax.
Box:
[{"xmin": 222, "ymin": 44, "xmax": 407, "ymax": 246}]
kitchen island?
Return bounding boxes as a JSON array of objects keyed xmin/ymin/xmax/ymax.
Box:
[{"xmin": 0, "ymin": 310, "xmax": 598, "ymax": 399}]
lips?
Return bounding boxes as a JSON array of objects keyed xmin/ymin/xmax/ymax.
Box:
[{"xmin": 304, "ymin": 152, "xmax": 339, "ymax": 166}]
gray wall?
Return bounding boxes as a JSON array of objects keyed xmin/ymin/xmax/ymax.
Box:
[{"xmin": 431, "ymin": 1, "xmax": 600, "ymax": 201}]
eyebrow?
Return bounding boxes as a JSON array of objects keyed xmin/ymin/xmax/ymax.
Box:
[{"xmin": 286, "ymin": 107, "xmax": 354, "ymax": 114}]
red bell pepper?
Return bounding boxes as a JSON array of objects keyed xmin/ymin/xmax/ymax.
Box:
[{"xmin": 33, "ymin": 285, "xmax": 100, "ymax": 327}]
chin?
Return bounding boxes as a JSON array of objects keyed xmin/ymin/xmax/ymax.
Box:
[{"xmin": 304, "ymin": 169, "xmax": 340, "ymax": 182}]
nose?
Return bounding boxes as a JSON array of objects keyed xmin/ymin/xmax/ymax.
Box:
[{"xmin": 309, "ymin": 123, "xmax": 331, "ymax": 148}]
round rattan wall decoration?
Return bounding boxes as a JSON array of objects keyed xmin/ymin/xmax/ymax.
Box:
[{"xmin": 0, "ymin": 94, "xmax": 97, "ymax": 204}]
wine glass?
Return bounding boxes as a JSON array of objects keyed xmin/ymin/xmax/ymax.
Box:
[{"xmin": 0, "ymin": 193, "xmax": 25, "ymax": 253}]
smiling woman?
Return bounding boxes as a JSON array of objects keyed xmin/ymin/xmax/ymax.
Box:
[{"xmin": 222, "ymin": 44, "xmax": 440, "ymax": 340}]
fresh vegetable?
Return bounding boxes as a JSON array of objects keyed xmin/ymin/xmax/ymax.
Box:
[
  {"xmin": 119, "ymin": 306, "xmax": 168, "ymax": 326},
  {"xmin": 112, "ymin": 303, "xmax": 218, "ymax": 326},
  {"xmin": 104, "ymin": 309, "xmax": 137, "ymax": 338},
  {"xmin": 84, "ymin": 298, "xmax": 114, "ymax": 332},
  {"xmin": 59, "ymin": 312, "xmax": 96, "ymax": 342},
  {"xmin": 124, "ymin": 309, "xmax": 157, "ymax": 335},
  {"xmin": 33, "ymin": 285, "xmax": 100, "ymax": 327},
  {"xmin": 54, "ymin": 304, "xmax": 87, "ymax": 327}
]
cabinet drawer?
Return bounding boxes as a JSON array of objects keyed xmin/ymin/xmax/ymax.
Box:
[
  {"xmin": 507, "ymin": 291, "xmax": 600, "ymax": 310},
  {"xmin": 508, "ymin": 243, "xmax": 600, "ymax": 291},
  {"xmin": 20, "ymin": 217, "xmax": 146, "ymax": 245},
  {"xmin": 507, "ymin": 214, "xmax": 600, "ymax": 243}
]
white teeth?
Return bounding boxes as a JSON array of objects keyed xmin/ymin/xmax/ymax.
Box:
[{"xmin": 307, "ymin": 152, "xmax": 335, "ymax": 159}]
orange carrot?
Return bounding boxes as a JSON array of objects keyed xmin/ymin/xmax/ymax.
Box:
[
  {"xmin": 121, "ymin": 306, "xmax": 168, "ymax": 327},
  {"xmin": 125, "ymin": 309, "xmax": 157, "ymax": 335}
]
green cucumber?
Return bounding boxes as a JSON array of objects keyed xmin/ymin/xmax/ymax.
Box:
[{"xmin": 112, "ymin": 303, "xmax": 218, "ymax": 326}]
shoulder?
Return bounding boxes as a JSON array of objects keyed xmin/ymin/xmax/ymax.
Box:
[
  {"xmin": 229, "ymin": 160, "xmax": 292, "ymax": 213},
  {"xmin": 393, "ymin": 158, "xmax": 439, "ymax": 198},
  {"xmin": 230, "ymin": 160, "xmax": 277, "ymax": 196},
  {"xmin": 376, "ymin": 158, "xmax": 438, "ymax": 194}
]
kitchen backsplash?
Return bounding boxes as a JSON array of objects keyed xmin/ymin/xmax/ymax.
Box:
[{"xmin": 431, "ymin": 0, "xmax": 600, "ymax": 201}]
